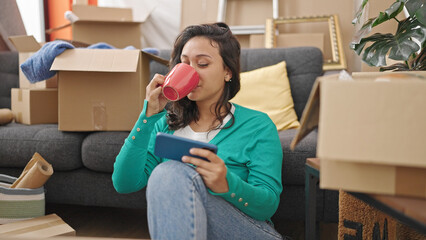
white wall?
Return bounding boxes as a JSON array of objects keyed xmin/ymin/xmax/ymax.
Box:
[
  {"xmin": 98, "ymin": 0, "xmax": 181, "ymax": 49},
  {"xmin": 16, "ymin": 0, "xmax": 45, "ymax": 42}
]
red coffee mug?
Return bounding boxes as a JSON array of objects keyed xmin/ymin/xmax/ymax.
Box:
[{"xmin": 162, "ymin": 63, "xmax": 200, "ymax": 101}]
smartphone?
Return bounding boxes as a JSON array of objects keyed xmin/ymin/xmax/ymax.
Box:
[{"xmin": 154, "ymin": 133, "xmax": 218, "ymax": 161}]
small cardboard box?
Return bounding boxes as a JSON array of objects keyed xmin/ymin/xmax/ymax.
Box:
[
  {"xmin": 50, "ymin": 48, "xmax": 168, "ymax": 131},
  {"xmin": 0, "ymin": 214, "xmax": 75, "ymax": 238},
  {"xmin": 11, "ymin": 88, "xmax": 58, "ymax": 125},
  {"xmin": 71, "ymin": 4, "xmax": 150, "ymax": 49},
  {"xmin": 8, "ymin": 35, "xmax": 58, "ymax": 89},
  {"xmin": 291, "ymin": 72, "xmax": 426, "ymax": 198}
]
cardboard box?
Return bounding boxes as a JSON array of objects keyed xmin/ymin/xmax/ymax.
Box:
[
  {"xmin": 50, "ymin": 49, "xmax": 168, "ymax": 131},
  {"xmin": 322, "ymin": 159, "xmax": 426, "ymax": 198},
  {"xmin": 71, "ymin": 4, "xmax": 150, "ymax": 49},
  {"xmin": 180, "ymin": 0, "xmax": 219, "ymax": 31},
  {"xmin": 292, "ymin": 72, "xmax": 426, "ymax": 198},
  {"xmin": 11, "ymin": 88, "xmax": 58, "ymax": 125},
  {"xmin": 0, "ymin": 214, "xmax": 75, "ymax": 238},
  {"xmin": 8, "ymin": 35, "xmax": 58, "ymax": 89}
]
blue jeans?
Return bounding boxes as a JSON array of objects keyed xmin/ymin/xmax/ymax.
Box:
[{"xmin": 146, "ymin": 160, "xmax": 284, "ymax": 240}]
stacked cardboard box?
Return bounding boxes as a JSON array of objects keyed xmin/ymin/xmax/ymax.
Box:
[
  {"xmin": 8, "ymin": 36, "xmax": 58, "ymax": 125},
  {"xmin": 8, "ymin": 38, "xmax": 168, "ymax": 130},
  {"xmin": 69, "ymin": 3, "xmax": 152, "ymax": 49},
  {"xmin": 292, "ymin": 71, "xmax": 426, "ymax": 199},
  {"xmin": 8, "ymin": 2, "xmax": 166, "ymax": 130}
]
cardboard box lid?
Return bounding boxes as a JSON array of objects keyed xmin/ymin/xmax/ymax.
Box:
[
  {"xmin": 50, "ymin": 49, "xmax": 141, "ymax": 72},
  {"xmin": 72, "ymin": 5, "xmax": 150, "ymax": 23},
  {"xmin": 8, "ymin": 35, "xmax": 41, "ymax": 52},
  {"xmin": 292, "ymin": 72, "xmax": 426, "ymax": 168}
]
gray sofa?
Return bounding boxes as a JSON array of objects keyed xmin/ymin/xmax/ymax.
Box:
[{"xmin": 0, "ymin": 47, "xmax": 338, "ymax": 229}]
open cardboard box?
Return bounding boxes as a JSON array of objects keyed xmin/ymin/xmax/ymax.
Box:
[
  {"xmin": 291, "ymin": 71, "xmax": 426, "ymax": 198},
  {"xmin": 70, "ymin": 4, "xmax": 151, "ymax": 49},
  {"xmin": 50, "ymin": 48, "xmax": 168, "ymax": 131},
  {"xmin": 8, "ymin": 35, "xmax": 58, "ymax": 89}
]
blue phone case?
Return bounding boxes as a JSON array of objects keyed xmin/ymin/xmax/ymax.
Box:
[{"xmin": 154, "ymin": 133, "xmax": 218, "ymax": 161}]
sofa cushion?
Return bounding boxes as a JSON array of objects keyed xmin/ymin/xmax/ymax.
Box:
[
  {"xmin": 231, "ymin": 61, "xmax": 300, "ymax": 131},
  {"xmin": 279, "ymin": 128, "xmax": 317, "ymax": 185},
  {"xmin": 81, "ymin": 131, "xmax": 129, "ymax": 173},
  {"xmin": 0, "ymin": 123, "xmax": 87, "ymax": 171},
  {"xmin": 44, "ymin": 168, "xmax": 148, "ymax": 209},
  {"xmin": 239, "ymin": 47, "xmax": 323, "ymax": 120}
]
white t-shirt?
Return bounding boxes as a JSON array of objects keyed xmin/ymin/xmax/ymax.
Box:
[{"xmin": 174, "ymin": 104, "xmax": 235, "ymax": 143}]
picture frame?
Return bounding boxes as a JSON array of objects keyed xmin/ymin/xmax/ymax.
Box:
[{"xmin": 265, "ymin": 15, "xmax": 347, "ymax": 71}]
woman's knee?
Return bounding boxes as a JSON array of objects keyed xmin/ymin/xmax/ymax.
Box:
[{"xmin": 147, "ymin": 161, "xmax": 198, "ymax": 194}]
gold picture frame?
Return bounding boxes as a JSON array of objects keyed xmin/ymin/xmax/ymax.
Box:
[{"xmin": 265, "ymin": 15, "xmax": 347, "ymax": 71}]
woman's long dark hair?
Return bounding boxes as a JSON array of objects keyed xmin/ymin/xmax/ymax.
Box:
[{"xmin": 167, "ymin": 22, "xmax": 241, "ymax": 131}]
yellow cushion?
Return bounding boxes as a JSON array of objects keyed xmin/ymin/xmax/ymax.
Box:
[{"xmin": 231, "ymin": 61, "xmax": 300, "ymax": 131}]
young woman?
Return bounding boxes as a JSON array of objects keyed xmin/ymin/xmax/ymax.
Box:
[{"xmin": 112, "ymin": 22, "xmax": 285, "ymax": 240}]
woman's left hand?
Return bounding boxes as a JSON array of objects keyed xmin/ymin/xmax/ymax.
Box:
[{"xmin": 182, "ymin": 148, "xmax": 229, "ymax": 193}]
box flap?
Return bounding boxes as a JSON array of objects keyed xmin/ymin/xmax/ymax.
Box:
[
  {"xmin": 290, "ymin": 78, "xmax": 319, "ymax": 150},
  {"xmin": 8, "ymin": 35, "xmax": 41, "ymax": 52},
  {"xmin": 72, "ymin": 5, "xmax": 148, "ymax": 23},
  {"xmin": 51, "ymin": 49, "xmax": 140, "ymax": 72},
  {"xmin": 142, "ymin": 51, "xmax": 169, "ymax": 66},
  {"xmin": 290, "ymin": 74, "xmax": 340, "ymax": 150}
]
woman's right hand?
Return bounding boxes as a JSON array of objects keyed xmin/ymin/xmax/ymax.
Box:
[{"xmin": 145, "ymin": 74, "xmax": 169, "ymax": 117}]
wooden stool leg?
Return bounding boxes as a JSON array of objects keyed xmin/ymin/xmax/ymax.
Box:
[{"xmin": 305, "ymin": 164, "xmax": 319, "ymax": 240}]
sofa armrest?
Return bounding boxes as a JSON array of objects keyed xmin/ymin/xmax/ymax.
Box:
[{"xmin": 0, "ymin": 51, "xmax": 19, "ymax": 108}]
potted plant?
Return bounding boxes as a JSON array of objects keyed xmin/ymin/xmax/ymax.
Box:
[{"xmin": 351, "ymin": 0, "xmax": 425, "ymax": 71}]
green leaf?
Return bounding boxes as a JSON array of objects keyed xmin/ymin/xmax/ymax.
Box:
[
  {"xmin": 415, "ymin": 3, "xmax": 426, "ymax": 26},
  {"xmin": 352, "ymin": 0, "xmax": 426, "ymax": 68},
  {"xmin": 353, "ymin": 0, "xmax": 370, "ymax": 25},
  {"xmin": 362, "ymin": 37, "xmax": 393, "ymax": 66},
  {"xmin": 405, "ymin": 0, "xmax": 425, "ymax": 18},
  {"xmin": 352, "ymin": 18, "xmax": 426, "ymax": 66},
  {"xmin": 352, "ymin": 1, "xmax": 405, "ymax": 45},
  {"xmin": 372, "ymin": 2, "xmax": 404, "ymax": 27},
  {"xmin": 351, "ymin": 18, "xmax": 374, "ymax": 45},
  {"xmin": 389, "ymin": 40, "xmax": 420, "ymax": 60}
]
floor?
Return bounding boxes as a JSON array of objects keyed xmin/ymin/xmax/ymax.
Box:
[
  {"xmin": 46, "ymin": 203, "xmax": 338, "ymax": 240},
  {"xmin": 46, "ymin": 203, "xmax": 151, "ymax": 239}
]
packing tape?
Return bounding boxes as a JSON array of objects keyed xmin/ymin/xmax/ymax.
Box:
[
  {"xmin": 16, "ymin": 112, "xmax": 22, "ymax": 123},
  {"xmin": 92, "ymin": 102, "xmax": 107, "ymax": 130},
  {"xmin": 395, "ymin": 167, "xmax": 426, "ymax": 198},
  {"xmin": 18, "ymin": 89, "xmax": 23, "ymax": 102},
  {"xmin": 1, "ymin": 219, "xmax": 63, "ymax": 236}
]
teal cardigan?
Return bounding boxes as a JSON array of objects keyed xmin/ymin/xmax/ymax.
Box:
[{"xmin": 112, "ymin": 100, "xmax": 283, "ymax": 221}]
